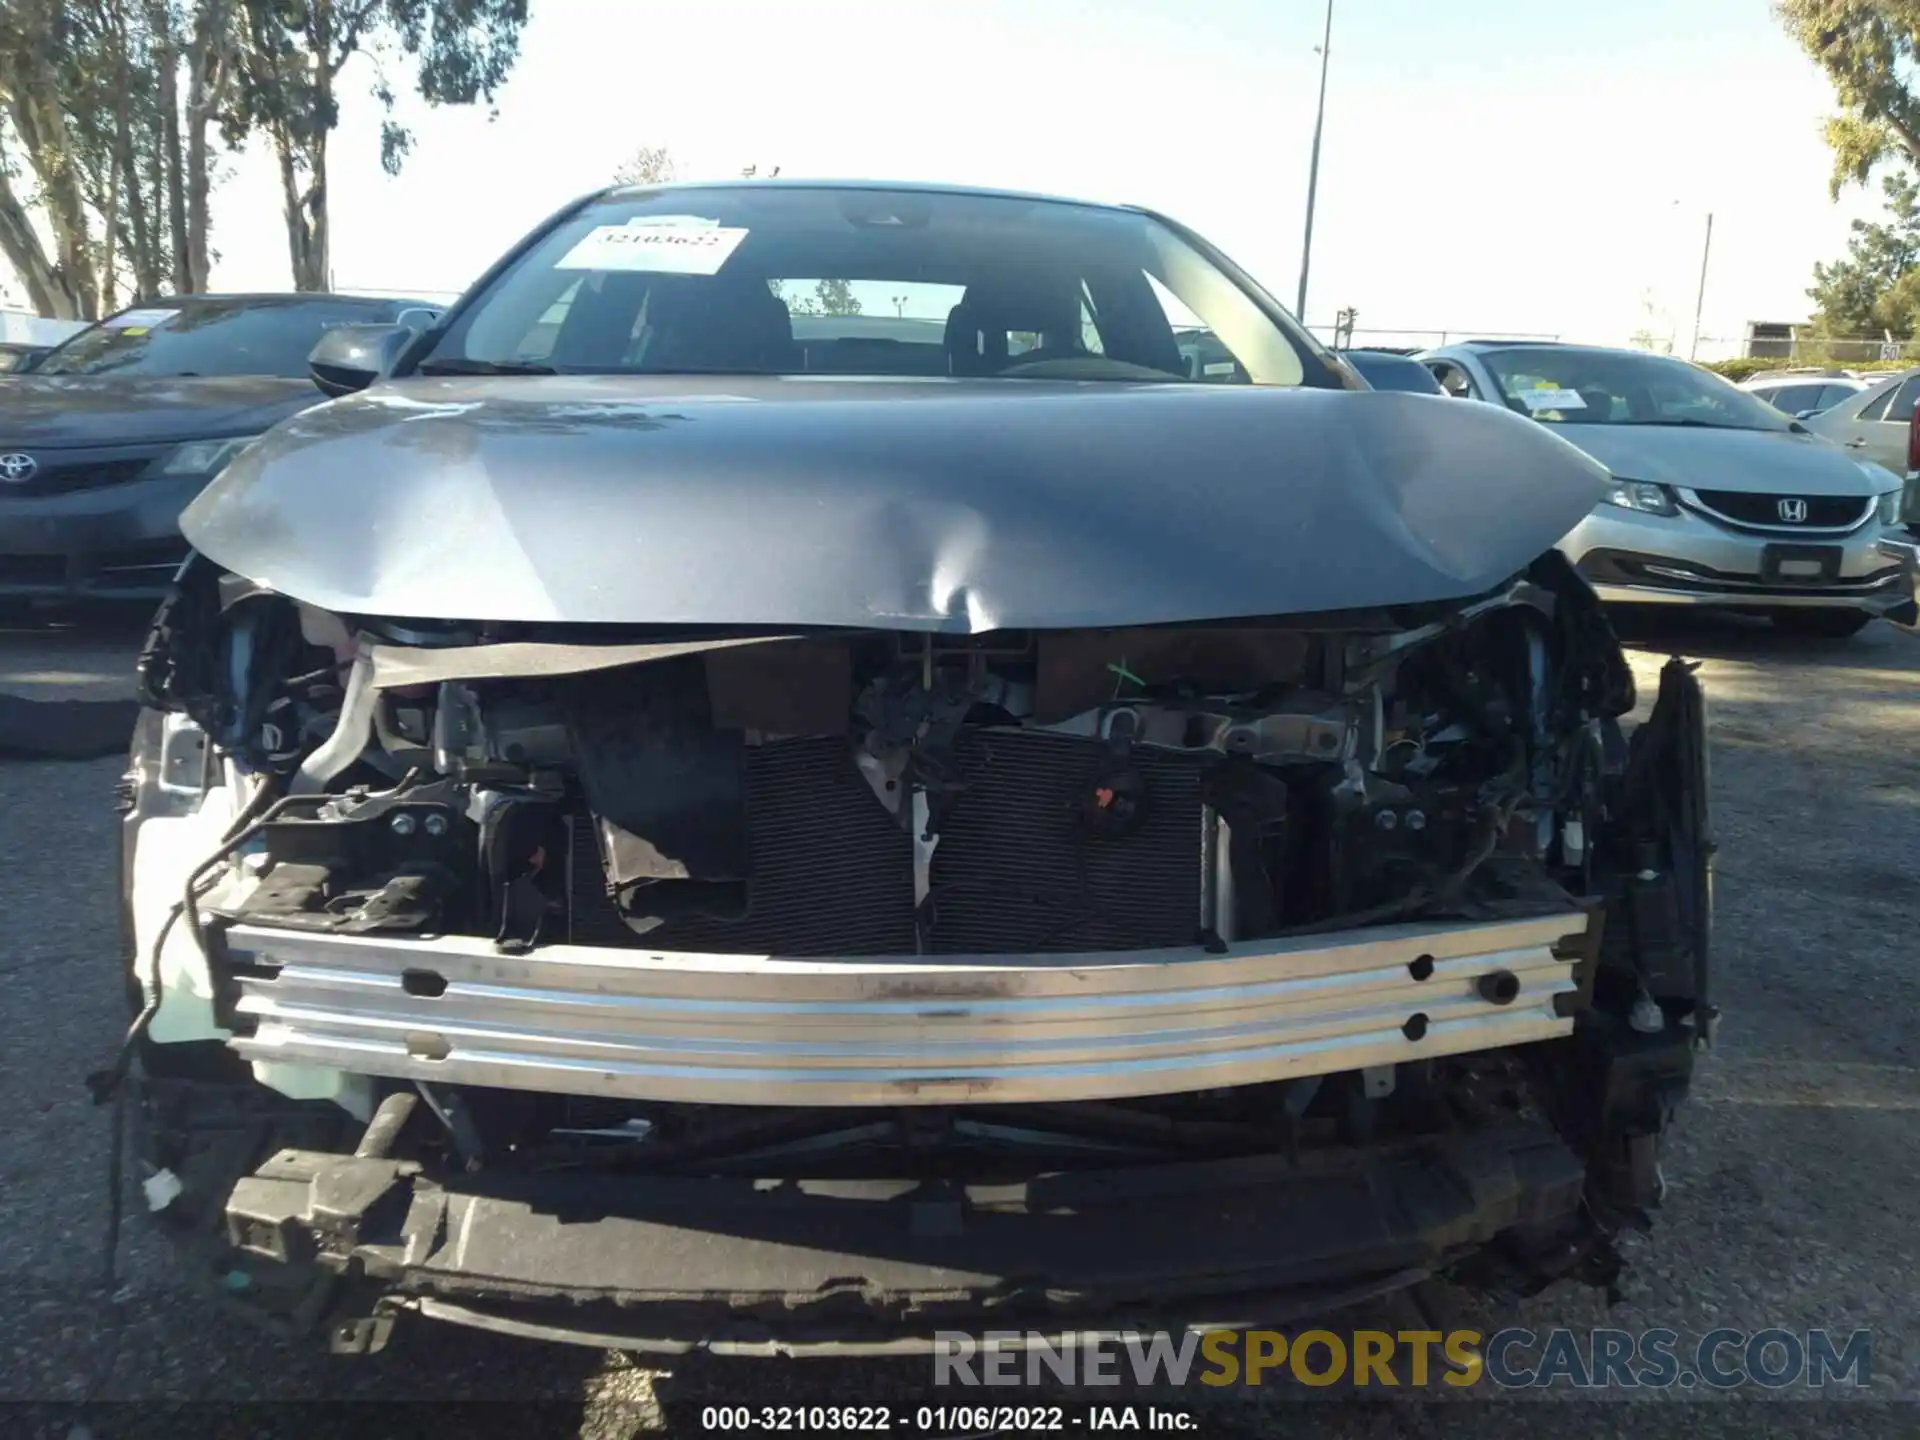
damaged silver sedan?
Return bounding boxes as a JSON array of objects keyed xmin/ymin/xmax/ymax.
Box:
[{"xmin": 109, "ymin": 181, "xmax": 1711, "ymax": 1356}]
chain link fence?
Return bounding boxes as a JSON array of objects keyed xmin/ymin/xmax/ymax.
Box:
[{"xmin": 1689, "ymin": 332, "xmax": 1918, "ymax": 367}]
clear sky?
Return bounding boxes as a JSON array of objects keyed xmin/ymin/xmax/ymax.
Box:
[{"xmin": 24, "ymin": 0, "xmax": 1894, "ymax": 357}]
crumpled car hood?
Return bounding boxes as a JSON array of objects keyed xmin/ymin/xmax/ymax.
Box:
[{"xmin": 181, "ymin": 375, "xmax": 1612, "ymax": 631}]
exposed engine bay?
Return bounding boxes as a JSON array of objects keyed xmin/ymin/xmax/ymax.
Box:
[{"xmin": 116, "ymin": 551, "xmax": 1710, "ymax": 1352}]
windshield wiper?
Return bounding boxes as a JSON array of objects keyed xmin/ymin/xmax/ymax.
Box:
[
  {"xmin": 1661, "ymin": 419, "xmax": 1795, "ymax": 433},
  {"xmin": 415, "ymin": 357, "xmax": 557, "ymax": 376},
  {"xmin": 1620, "ymin": 418, "xmax": 1748, "ymax": 430}
]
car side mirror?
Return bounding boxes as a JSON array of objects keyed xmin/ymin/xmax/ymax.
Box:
[
  {"xmin": 310, "ymin": 323, "xmax": 411, "ymax": 398},
  {"xmin": 1794, "ymin": 409, "xmax": 1819, "ymax": 421}
]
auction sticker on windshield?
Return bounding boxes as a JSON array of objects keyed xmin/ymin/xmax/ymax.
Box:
[
  {"xmin": 557, "ymin": 216, "xmax": 750, "ymax": 275},
  {"xmin": 1517, "ymin": 387, "xmax": 1586, "ymax": 411}
]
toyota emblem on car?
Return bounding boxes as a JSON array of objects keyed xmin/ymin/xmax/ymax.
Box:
[
  {"xmin": 1777, "ymin": 497, "xmax": 1809, "ymax": 523},
  {"xmin": 0, "ymin": 452, "xmax": 37, "ymax": 484}
]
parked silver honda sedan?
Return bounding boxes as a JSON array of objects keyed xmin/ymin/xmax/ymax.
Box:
[{"xmin": 1417, "ymin": 341, "xmax": 1915, "ymax": 636}]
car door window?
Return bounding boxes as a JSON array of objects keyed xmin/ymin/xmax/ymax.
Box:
[
  {"xmin": 1818, "ymin": 384, "xmax": 1858, "ymax": 411},
  {"xmin": 1860, "ymin": 381, "xmax": 1900, "ymax": 422},
  {"xmin": 1427, "ymin": 360, "xmax": 1479, "ymax": 399},
  {"xmin": 1882, "ymin": 375, "xmax": 1920, "ymax": 423}
]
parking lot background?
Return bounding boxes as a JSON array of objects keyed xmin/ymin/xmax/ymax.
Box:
[{"xmin": 1, "ymin": 610, "xmax": 1915, "ymax": 1437}]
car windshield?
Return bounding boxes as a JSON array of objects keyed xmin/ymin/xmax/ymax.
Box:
[
  {"xmin": 1478, "ymin": 347, "xmax": 1792, "ymax": 431},
  {"xmin": 422, "ymin": 185, "xmax": 1319, "ymax": 385},
  {"xmin": 37, "ymin": 298, "xmax": 394, "ymax": 379}
]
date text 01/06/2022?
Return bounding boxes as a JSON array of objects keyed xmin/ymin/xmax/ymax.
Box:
[{"xmin": 698, "ymin": 1404, "xmax": 1199, "ymax": 1432}]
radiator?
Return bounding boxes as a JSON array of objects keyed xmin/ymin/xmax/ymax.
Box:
[{"xmin": 569, "ymin": 731, "xmax": 1207, "ymax": 957}]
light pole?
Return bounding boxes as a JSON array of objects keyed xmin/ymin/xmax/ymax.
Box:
[
  {"xmin": 1689, "ymin": 211, "xmax": 1714, "ymax": 361},
  {"xmin": 1295, "ymin": 0, "xmax": 1334, "ymax": 321}
]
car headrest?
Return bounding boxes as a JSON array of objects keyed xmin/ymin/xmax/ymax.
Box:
[
  {"xmin": 945, "ymin": 276, "xmax": 1082, "ymax": 374},
  {"xmin": 638, "ymin": 274, "xmax": 796, "ymax": 372},
  {"xmin": 944, "ymin": 300, "xmax": 1008, "ymax": 375}
]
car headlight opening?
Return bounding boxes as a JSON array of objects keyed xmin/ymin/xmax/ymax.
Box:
[
  {"xmin": 161, "ymin": 435, "xmax": 260, "ymax": 476},
  {"xmin": 1602, "ymin": 480, "xmax": 1678, "ymax": 516}
]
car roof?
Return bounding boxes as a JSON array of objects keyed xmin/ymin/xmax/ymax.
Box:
[
  {"xmin": 1455, "ymin": 338, "xmax": 1574, "ymax": 348},
  {"xmin": 1345, "ymin": 347, "xmax": 1426, "ymax": 361},
  {"xmin": 1439, "ymin": 340, "xmax": 1674, "ymax": 361},
  {"xmin": 599, "ymin": 177, "xmax": 1136, "ymax": 217},
  {"xmin": 108, "ymin": 292, "xmax": 440, "ymax": 312}
]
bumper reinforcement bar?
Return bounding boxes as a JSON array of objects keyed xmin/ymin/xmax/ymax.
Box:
[{"xmin": 218, "ymin": 911, "xmax": 1588, "ymax": 1106}]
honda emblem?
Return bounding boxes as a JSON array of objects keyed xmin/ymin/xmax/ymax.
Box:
[{"xmin": 1777, "ymin": 497, "xmax": 1809, "ymax": 523}]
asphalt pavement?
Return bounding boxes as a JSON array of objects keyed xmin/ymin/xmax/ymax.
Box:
[{"xmin": 0, "ymin": 607, "xmax": 1915, "ymax": 1438}]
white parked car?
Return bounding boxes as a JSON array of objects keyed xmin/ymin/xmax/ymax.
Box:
[{"xmin": 1738, "ymin": 370, "xmax": 1868, "ymax": 418}]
